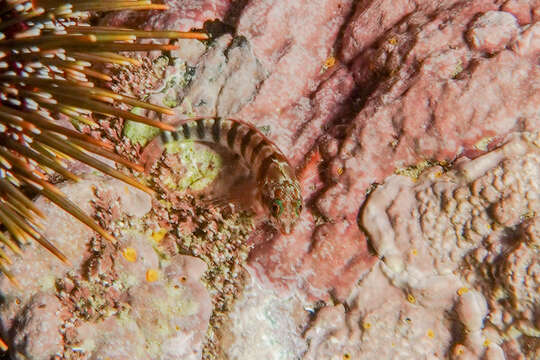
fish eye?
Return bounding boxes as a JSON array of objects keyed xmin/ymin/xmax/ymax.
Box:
[
  {"xmin": 272, "ymin": 199, "xmax": 283, "ymax": 217},
  {"xmin": 295, "ymin": 201, "xmax": 303, "ymax": 216}
]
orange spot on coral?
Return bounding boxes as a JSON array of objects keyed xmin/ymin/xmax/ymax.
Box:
[
  {"xmin": 324, "ymin": 56, "xmax": 336, "ymax": 69},
  {"xmin": 152, "ymin": 228, "xmax": 167, "ymax": 243},
  {"xmin": 146, "ymin": 269, "xmax": 159, "ymax": 282},
  {"xmin": 457, "ymin": 287, "xmax": 469, "ymax": 296},
  {"xmin": 122, "ymin": 247, "xmax": 137, "ymax": 262}
]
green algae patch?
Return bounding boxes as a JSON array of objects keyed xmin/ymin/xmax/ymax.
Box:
[
  {"xmin": 122, "ymin": 107, "xmax": 161, "ymax": 146},
  {"xmin": 395, "ymin": 160, "xmax": 433, "ymax": 180},
  {"xmin": 162, "ymin": 285, "xmax": 200, "ymax": 317},
  {"xmin": 159, "ymin": 59, "xmax": 195, "ymax": 108},
  {"xmin": 451, "ymin": 60, "xmax": 463, "ymax": 78},
  {"xmin": 165, "ymin": 140, "xmax": 222, "ymax": 191},
  {"xmin": 395, "ymin": 159, "xmax": 450, "ymax": 180},
  {"xmin": 474, "ymin": 137, "xmax": 493, "ymax": 151},
  {"xmin": 38, "ymin": 274, "xmax": 57, "ymax": 292},
  {"xmin": 117, "ymin": 268, "xmax": 140, "ymax": 289}
]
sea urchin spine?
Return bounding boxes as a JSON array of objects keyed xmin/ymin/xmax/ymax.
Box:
[{"xmin": 0, "ymin": 0, "xmax": 208, "ymax": 286}]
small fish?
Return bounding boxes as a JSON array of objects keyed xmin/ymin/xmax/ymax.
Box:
[{"xmin": 160, "ymin": 117, "xmax": 303, "ymax": 234}]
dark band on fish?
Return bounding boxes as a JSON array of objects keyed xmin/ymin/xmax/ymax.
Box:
[
  {"xmin": 241, "ymin": 129, "xmax": 254, "ymax": 158},
  {"xmin": 227, "ymin": 121, "xmax": 239, "ymax": 149},
  {"xmin": 251, "ymin": 139, "xmax": 266, "ymax": 164},
  {"xmin": 212, "ymin": 117, "xmax": 221, "ymax": 143},
  {"xmin": 197, "ymin": 119, "xmax": 205, "ymax": 139},
  {"xmin": 257, "ymin": 154, "xmax": 277, "ymax": 183},
  {"xmin": 183, "ymin": 123, "xmax": 190, "ymax": 139}
]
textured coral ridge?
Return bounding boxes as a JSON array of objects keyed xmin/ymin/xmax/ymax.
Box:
[
  {"xmin": 107, "ymin": 0, "xmax": 540, "ymax": 300},
  {"xmin": 222, "ymin": 133, "xmax": 539, "ymax": 359},
  {"xmin": 0, "ymin": 176, "xmax": 213, "ymax": 359},
  {"xmin": 256, "ymin": 0, "xmax": 539, "ymax": 300},
  {"xmin": 303, "ymin": 133, "xmax": 539, "ymax": 359}
]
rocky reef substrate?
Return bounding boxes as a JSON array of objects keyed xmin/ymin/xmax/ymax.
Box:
[{"xmin": 1, "ymin": 0, "xmax": 538, "ymax": 359}]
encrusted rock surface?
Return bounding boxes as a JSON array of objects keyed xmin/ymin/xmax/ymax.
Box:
[
  {"xmin": 352, "ymin": 133, "xmax": 539, "ymax": 360},
  {"xmin": 4, "ymin": 0, "xmax": 539, "ymax": 359},
  {"xmin": 213, "ymin": 133, "xmax": 539, "ymax": 359},
  {"xmin": 294, "ymin": 0, "xmax": 539, "ymax": 300},
  {"xmin": 0, "ymin": 176, "xmax": 213, "ymax": 359},
  {"xmin": 467, "ymin": 10, "xmax": 520, "ymax": 53},
  {"xmin": 105, "ymin": 0, "xmax": 540, "ymax": 303},
  {"xmin": 221, "ymin": 277, "xmax": 308, "ymax": 360},
  {"xmin": 102, "ymin": 0, "xmax": 230, "ymax": 32}
]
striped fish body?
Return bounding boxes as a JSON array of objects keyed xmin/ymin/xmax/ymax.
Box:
[{"xmin": 160, "ymin": 117, "xmax": 302, "ymax": 234}]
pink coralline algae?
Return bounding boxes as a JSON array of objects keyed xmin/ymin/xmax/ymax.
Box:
[
  {"xmin": 467, "ymin": 11, "xmax": 520, "ymax": 53},
  {"xmin": 240, "ymin": 0, "xmax": 539, "ymax": 301},
  {"xmin": 269, "ymin": 133, "xmax": 538, "ymax": 359},
  {"xmin": 102, "ymin": 0, "xmax": 231, "ymax": 31},
  {"xmin": 3, "ymin": 0, "xmax": 539, "ymax": 358},
  {"xmin": 353, "ymin": 133, "xmax": 539, "ymax": 360},
  {"xmin": 0, "ymin": 176, "xmax": 212, "ymax": 359},
  {"xmin": 102, "ymin": 0, "xmax": 540, "ymax": 303}
]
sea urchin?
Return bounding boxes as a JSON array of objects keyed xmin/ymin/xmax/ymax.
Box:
[{"xmin": 0, "ymin": 0, "xmax": 208, "ymax": 289}]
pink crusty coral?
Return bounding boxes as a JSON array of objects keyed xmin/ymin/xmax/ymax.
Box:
[
  {"xmin": 100, "ymin": 0, "xmax": 540, "ymax": 305},
  {"xmin": 240, "ymin": 0, "xmax": 540, "ymax": 300},
  {"xmin": 14, "ymin": 0, "xmax": 535, "ymax": 358},
  {"xmin": 0, "ymin": 175, "xmax": 213, "ymax": 359}
]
